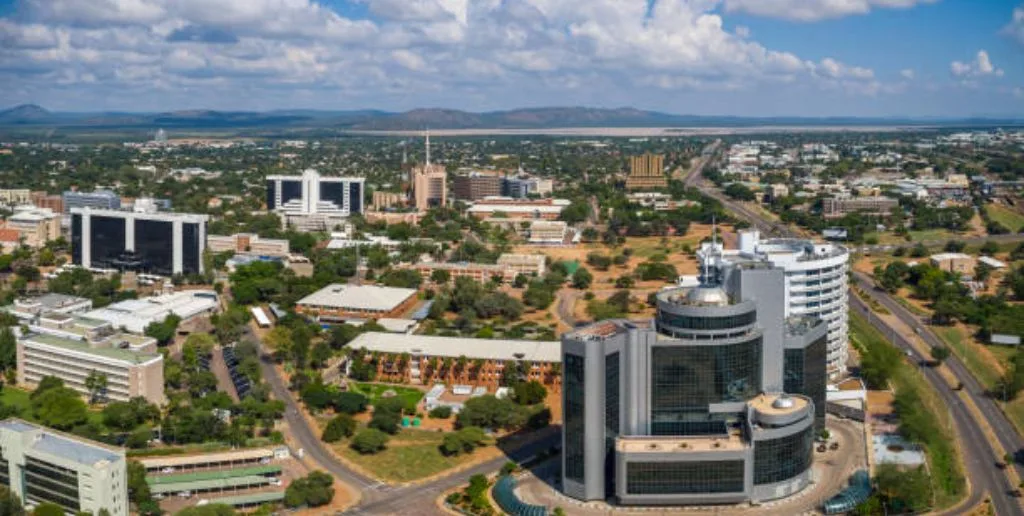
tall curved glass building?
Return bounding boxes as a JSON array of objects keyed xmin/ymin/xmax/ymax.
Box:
[
  {"xmin": 699, "ymin": 230, "xmax": 849, "ymax": 378},
  {"xmin": 561, "ymin": 261, "xmax": 826, "ymax": 506}
]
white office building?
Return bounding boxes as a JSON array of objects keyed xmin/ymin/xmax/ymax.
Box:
[
  {"xmin": 266, "ymin": 169, "xmax": 365, "ymax": 231},
  {"xmin": 0, "ymin": 419, "xmax": 129, "ymax": 515},
  {"xmin": 700, "ymin": 230, "xmax": 850, "ymax": 377}
]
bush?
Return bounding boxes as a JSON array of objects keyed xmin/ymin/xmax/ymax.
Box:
[
  {"xmin": 440, "ymin": 426, "xmax": 487, "ymax": 456},
  {"xmin": 429, "ymin": 406, "xmax": 453, "ymax": 419},
  {"xmin": 322, "ymin": 414, "xmax": 357, "ymax": 443},
  {"xmin": 512, "ymin": 381, "xmax": 547, "ymax": 406},
  {"xmin": 369, "ymin": 410, "xmax": 401, "ymax": 434},
  {"xmin": 350, "ymin": 428, "xmax": 389, "ymax": 454},
  {"xmin": 284, "ymin": 470, "xmax": 335, "ymax": 508},
  {"xmin": 333, "ymin": 392, "xmax": 368, "ymax": 414}
]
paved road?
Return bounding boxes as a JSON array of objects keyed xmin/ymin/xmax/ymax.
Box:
[
  {"xmin": 687, "ymin": 154, "xmax": 1024, "ymax": 515},
  {"xmin": 254, "ymin": 320, "xmax": 560, "ymax": 515},
  {"xmin": 850, "ymin": 296, "xmax": 1018, "ymax": 516}
]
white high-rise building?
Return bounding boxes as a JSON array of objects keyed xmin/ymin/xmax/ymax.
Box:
[
  {"xmin": 700, "ymin": 230, "xmax": 850, "ymax": 377},
  {"xmin": 265, "ymin": 169, "xmax": 365, "ymax": 231}
]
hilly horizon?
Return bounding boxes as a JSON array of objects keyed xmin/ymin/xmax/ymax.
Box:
[{"xmin": 2, "ymin": 104, "xmax": 1023, "ymax": 131}]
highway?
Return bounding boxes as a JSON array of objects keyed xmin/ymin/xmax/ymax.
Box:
[{"xmin": 684, "ymin": 143, "xmax": 1024, "ymax": 515}]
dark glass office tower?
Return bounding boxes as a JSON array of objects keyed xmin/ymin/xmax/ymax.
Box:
[
  {"xmin": 265, "ymin": 181, "xmax": 277, "ymax": 210},
  {"xmin": 562, "ymin": 261, "xmax": 826, "ymax": 507},
  {"xmin": 280, "ymin": 180, "xmax": 302, "ymax": 205},
  {"xmin": 134, "ymin": 219, "xmax": 173, "ymax": 275},
  {"xmin": 70, "ymin": 208, "xmax": 207, "ymax": 276},
  {"xmin": 89, "ymin": 216, "xmax": 126, "ymax": 269}
]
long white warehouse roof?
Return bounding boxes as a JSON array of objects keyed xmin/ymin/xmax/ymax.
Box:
[
  {"xmin": 348, "ymin": 332, "xmax": 561, "ymax": 363},
  {"xmin": 296, "ymin": 284, "xmax": 416, "ymax": 312}
]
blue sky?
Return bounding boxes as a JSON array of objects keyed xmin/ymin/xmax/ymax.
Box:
[{"xmin": 0, "ymin": 0, "xmax": 1022, "ymax": 117}]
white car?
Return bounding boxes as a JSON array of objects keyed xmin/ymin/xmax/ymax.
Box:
[
  {"xmin": 178, "ymin": 491, "xmax": 191, "ymax": 498},
  {"xmin": 161, "ymin": 467, "xmax": 175, "ymax": 474}
]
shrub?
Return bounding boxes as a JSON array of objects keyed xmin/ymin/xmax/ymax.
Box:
[
  {"xmin": 429, "ymin": 406, "xmax": 453, "ymax": 419},
  {"xmin": 441, "ymin": 426, "xmax": 487, "ymax": 456},
  {"xmin": 369, "ymin": 410, "xmax": 401, "ymax": 434},
  {"xmin": 333, "ymin": 392, "xmax": 368, "ymax": 414},
  {"xmin": 322, "ymin": 414, "xmax": 357, "ymax": 443},
  {"xmin": 350, "ymin": 428, "xmax": 389, "ymax": 454}
]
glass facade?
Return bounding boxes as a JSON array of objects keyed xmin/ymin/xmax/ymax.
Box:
[
  {"xmin": 349, "ymin": 181, "xmax": 362, "ymax": 214},
  {"xmin": 753, "ymin": 425, "xmax": 814, "ymax": 485},
  {"xmin": 24, "ymin": 457, "xmax": 80, "ymax": 512},
  {"xmin": 88, "ymin": 216, "xmax": 126, "ymax": 269},
  {"xmin": 265, "ymin": 181, "xmax": 277, "ymax": 210},
  {"xmin": 0, "ymin": 448, "xmax": 8, "ymax": 487},
  {"xmin": 783, "ymin": 336, "xmax": 827, "ymax": 430},
  {"xmin": 605, "ymin": 352, "xmax": 620, "ymax": 494},
  {"xmin": 134, "ymin": 219, "xmax": 173, "ymax": 275},
  {"xmin": 320, "ymin": 182, "xmax": 344, "ymax": 207},
  {"xmin": 649, "ymin": 339, "xmax": 761, "ymax": 434},
  {"xmin": 280, "ymin": 180, "xmax": 302, "ymax": 204},
  {"xmin": 625, "ymin": 461, "xmax": 745, "ymax": 495},
  {"xmin": 657, "ymin": 310, "xmax": 756, "ymax": 332},
  {"xmin": 564, "ymin": 353, "xmax": 585, "ymax": 483},
  {"xmin": 71, "ymin": 214, "xmax": 82, "ymax": 265},
  {"xmin": 182, "ymin": 222, "xmax": 202, "ymax": 275}
]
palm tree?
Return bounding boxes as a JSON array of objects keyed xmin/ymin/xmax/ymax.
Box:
[
  {"xmin": 456, "ymin": 355, "xmax": 468, "ymax": 382},
  {"xmin": 472, "ymin": 358, "xmax": 486, "ymax": 380}
]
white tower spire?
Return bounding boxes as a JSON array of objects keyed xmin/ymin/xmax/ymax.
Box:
[{"xmin": 425, "ymin": 129, "xmax": 431, "ymax": 166}]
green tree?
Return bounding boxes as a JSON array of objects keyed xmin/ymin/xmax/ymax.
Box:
[
  {"xmin": 440, "ymin": 426, "xmax": 487, "ymax": 456},
  {"xmin": 930, "ymin": 346, "xmax": 951, "ymax": 365},
  {"xmin": 980, "ymin": 240, "xmax": 1000, "ymax": 255},
  {"xmin": 284, "ymin": 471, "xmax": 335, "ymax": 508},
  {"xmin": 31, "ymin": 387, "xmax": 87, "ymax": 430},
  {"xmin": 321, "ymin": 414, "xmax": 357, "ymax": 443},
  {"xmin": 29, "ymin": 503, "xmax": 63, "ymax": 516},
  {"xmin": 430, "ymin": 269, "xmax": 451, "ymax": 284},
  {"xmin": 0, "ymin": 484, "xmax": 24, "ymax": 516},
  {"xmin": 571, "ymin": 267, "xmax": 593, "ymax": 290},
  {"xmin": 143, "ymin": 314, "xmax": 181, "ymax": 346},
  {"xmin": 512, "ymin": 380, "xmax": 547, "ymax": 405},
  {"xmin": 85, "ymin": 370, "xmax": 108, "ymax": 403},
  {"xmin": 0, "ymin": 327, "xmax": 16, "ymax": 372},
  {"xmin": 350, "ymin": 428, "xmax": 389, "ymax": 454}
]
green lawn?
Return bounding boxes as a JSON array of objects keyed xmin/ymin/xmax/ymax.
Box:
[
  {"xmin": 0, "ymin": 386, "xmax": 107, "ymax": 428},
  {"xmin": 986, "ymin": 204, "xmax": 1024, "ymax": 233},
  {"xmin": 849, "ymin": 312, "xmax": 965, "ymax": 508},
  {"xmin": 336, "ymin": 429, "xmax": 494, "ymax": 482},
  {"xmin": 351, "ymin": 383, "xmax": 425, "ymax": 412},
  {"xmin": 1, "ymin": 387, "xmax": 32, "ymax": 414}
]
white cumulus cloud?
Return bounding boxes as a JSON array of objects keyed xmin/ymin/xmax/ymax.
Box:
[
  {"xmin": 950, "ymin": 50, "xmax": 1004, "ymax": 79},
  {"xmin": 723, "ymin": 0, "xmax": 938, "ymax": 22},
  {"xmin": 900, "ymin": 68, "xmax": 914, "ymax": 80},
  {"xmin": 0, "ymin": 0, "xmax": 895, "ymax": 111},
  {"xmin": 1004, "ymin": 4, "xmax": 1024, "ymax": 45}
]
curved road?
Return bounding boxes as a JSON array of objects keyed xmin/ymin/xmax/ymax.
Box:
[
  {"xmin": 686, "ymin": 145, "xmax": 1024, "ymax": 515},
  {"xmin": 257, "ymin": 336, "xmax": 559, "ymax": 515}
]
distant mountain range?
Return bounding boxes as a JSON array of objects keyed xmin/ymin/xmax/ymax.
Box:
[{"xmin": 1, "ymin": 103, "xmax": 1022, "ymax": 131}]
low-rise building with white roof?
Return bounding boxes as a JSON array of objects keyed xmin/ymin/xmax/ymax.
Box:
[
  {"xmin": 296, "ymin": 284, "xmax": 419, "ymax": 322},
  {"xmin": 347, "ymin": 332, "xmax": 560, "ymax": 388}
]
